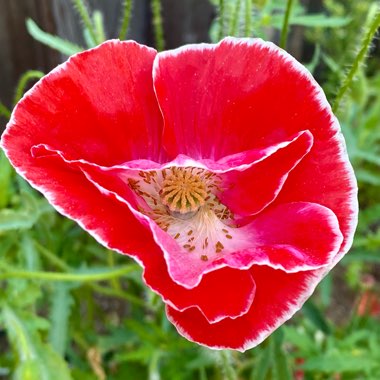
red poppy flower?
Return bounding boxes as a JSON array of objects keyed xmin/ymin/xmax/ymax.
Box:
[{"xmin": 1, "ymin": 38, "xmax": 358, "ymax": 351}]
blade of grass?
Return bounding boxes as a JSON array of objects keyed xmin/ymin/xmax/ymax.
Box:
[
  {"xmin": 279, "ymin": 0, "xmax": 294, "ymax": 49},
  {"xmin": 151, "ymin": 0, "xmax": 165, "ymax": 51},
  {"xmin": 118, "ymin": 0, "xmax": 133, "ymax": 40},
  {"xmin": 229, "ymin": 0, "xmax": 242, "ymax": 36},
  {"xmin": 244, "ymin": 0, "xmax": 252, "ymax": 36},
  {"xmin": 0, "ymin": 101, "xmax": 11, "ymax": 119},
  {"xmin": 218, "ymin": 0, "xmax": 225, "ymax": 41},
  {"xmin": 92, "ymin": 10, "xmax": 106, "ymax": 44}
]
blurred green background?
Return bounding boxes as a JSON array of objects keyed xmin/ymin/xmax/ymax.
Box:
[{"xmin": 1, "ymin": 0, "xmax": 380, "ymax": 379}]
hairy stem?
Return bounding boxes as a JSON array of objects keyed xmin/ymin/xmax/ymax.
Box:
[
  {"xmin": 280, "ymin": 0, "xmax": 294, "ymax": 49},
  {"xmin": 220, "ymin": 350, "xmax": 237, "ymax": 380},
  {"xmin": 229, "ymin": 0, "xmax": 242, "ymax": 36},
  {"xmin": 244, "ymin": 0, "xmax": 252, "ymax": 37},
  {"xmin": 118, "ymin": 0, "xmax": 133, "ymax": 40},
  {"xmin": 0, "ymin": 101, "xmax": 11, "ymax": 119},
  {"xmin": 333, "ymin": 6, "xmax": 380, "ymax": 113},
  {"xmin": 70, "ymin": 0, "xmax": 97, "ymax": 45},
  {"xmin": 0, "ymin": 266, "xmax": 137, "ymax": 282},
  {"xmin": 151, "ymin": 0, "xmax": 165, "ymax": 51},
  {"xmin": 13, "ymin": 70, "xmax": 44, "ymax": 105},
  {"xmin": 218, "ymin": 0, "xmax": 225, "ymax": 40}
]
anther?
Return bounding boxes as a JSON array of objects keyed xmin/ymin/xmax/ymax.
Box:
[{"xmin": 160, "ymin": 167, "xmax": 208, "ymax": 215}]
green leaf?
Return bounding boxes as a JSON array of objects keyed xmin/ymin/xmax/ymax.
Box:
[
  {"xmin": 13, "ymin": 70, "xmax": 44, "ymax": 105},
  {"xmin": 304, "ymin": 44, "xmax": 321, "ymax": 74},
  {"xmin": 250, "ymin": 345, "xmax": 271, "ymax": 380},
  {"xmin": 302, "ymin": 301, "xmax": 331, "ymax": 334},
  {"xmin": 302, "ymin": 353, "xmax": 378, "ymax": 373},
  {"xmin": 0, "ymin": 150, "xmax": 13, "ymax": 208},
  {"xmin": 356, "ymin": 168, "xmax": 380, "ymax": 185},
  {"xmin": 26, "ymin": 19, "xmax": 84, "ymax": 56},
  {"xmin": 283, "ymin": 326, "xmax": 317, "ymax": 354},
  {"xmin": 20, "ymin": 234, "xmax": 41, "ymax": 271},
  {"xmin": 92, "ymin": 10, "xmax": 106, "ymax": 44},
  {"xmin": 290, "ymin": 14, "xmax": 351, "ymax": 27},
  {"xmin": 0, "ymin": 101, "xmax": 11, "ymax": 119},
  {"xmin": 2, "ymin": 305, "xmax": 73, "ymax": 380},
  {"xmin": 0, "ymin": 209, "xmax": 38, "ymax": 231},
  {"xmin": 49, "ymin": 283, "xmax": 74, "ymax": 355},
  {"xmin": 354, "ymin": 150, "xmax": 380, "ymax": 166},
  {"xmin": 319, "ymin": 273, "xmax": 332, "ymax": 307},
  {"xmin": 271, "ymin": 330, "xmax": 292, "ymax": 380}
]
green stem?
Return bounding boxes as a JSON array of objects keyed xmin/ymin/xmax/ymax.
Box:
[
  {"xmin": 151, "ymin": 0, "xmax": 165, "ymax": 51},
  {"xmin": 90, "ymin": 283, "xmax": 147, "ymax": 308},
  {"xmin": 332, "ymin": 7, "xmax": 380, "ymax": 114},
  {"xmin": 13, "ymin": 70, "xmax": 44, "ymax": 106},
  {"xmin": 218, "ymin": 0, "xmax": 225, "ymax": 41},
  {"xmin": 0, "ymin": 266, "xmax": 137, "ymax": 282},
  {"xmin": 279, "ymin": 0, "xmax": 294, "ymax": 49},
  {"xmin": 244, "ymin": 0, "xmax": 252, "ymax": 37},
  {"xmin": 34, "ymin": 241, "xmax": 70, "ymax": 271},
  {"xmin": 70, "ymin": 0, "xmax": 97, "ymax": 45},
  {"xmin": 0, "ymin": 101, "xmax": 11, "ymax": 119},
  {"xmin": 107, "ymin": 250, "xmax": 121, "ymax": 291},
  {"xmin": 229, "ymin": 0, "xmax": 242, "ymax": 36},
  {"xmin": 220, "ymin": 351, "xmax": 237, "ymax": 380},
  {"xmin": 93, "ymin": 10, "xmax": 106, "ymax": 43},
  {"xmin": 118, "ymin": 0, "xmax": 133, "ymax": 40},
  {"xmin": 34, "ymin": 241, "xmax": 147, "ymax": 308}
]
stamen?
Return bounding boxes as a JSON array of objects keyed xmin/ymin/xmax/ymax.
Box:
[
  {"xmin": 160, "ymin": 167, "xmax": 208, "ymax": 215},
  {"xmin": 127, "ymin": 166, "xmax": 237, "ymax": 262}
]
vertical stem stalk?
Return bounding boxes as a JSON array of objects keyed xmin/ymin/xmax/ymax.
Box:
[
  {"xmin": 220, "ymin": 350, "xmax": 237, "ymax": 380},
  {"xmin": 151, "ymin": 0, "xmax": 165, "ymax": 51},
  {"xmin": 244, "ymin": 0, "xmax": 252, "ymax": 37},
  {"xmin": 333, "ymin": 7, "xmax": 380, "ymax": 113},
  {"xmin": 279, "ymin": 0, "xmax": 294, "ymax": 49},
  {"xmin": 0, "ymin": 102, "xmax": 11, "ymax": 119},
  {"xmin": 218, "ymin": 0, "xmax": 225, "ymax": 40},
  {"xmin": 119, "ymin": 0, "xmax": 133, "ymax": 40},
  {"xmin": 229, "ymin": 0, "xmax": 242, "ymax": 36},
  {"xmin": 70, "ymin": 0, "xmax": 97, "ymax": 44}
]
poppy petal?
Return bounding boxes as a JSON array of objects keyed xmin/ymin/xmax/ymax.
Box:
[
  {"xmin": 143, "ymin": 265, "xmax": 256, "ymax": 323},
  {"xmin": 167, "ymin": 266, "xmax": 324, "ymax": 351},
  {"xmin": 1, "ymin": 39, "xmax": 164, "ymax": 166},
  {"xmin": 17, "ymin": 146, "xmax": 256, "ymax": 323},
  {"xmin": 153, "ymin": 36, "xmax": 357, "ymax": 260},
  {"xmin": 153, "ymin": 37, "xmax": 319, "ymax": 160},
  {"xmin": 220, "ymin": 202, "xmax": 343, "ymax": 272},
  {"xmin": 218, "ymin": 130, "xmax": 313, "ymax": 216},
  {"xmin": 273, "ymin": 135, "xmax": 358, "ymax": 260}
]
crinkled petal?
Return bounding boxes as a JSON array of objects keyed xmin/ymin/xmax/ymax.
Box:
[
  {"xmin": 143, "ymin": 264, "xmax": 256, "ymax": 323},
  {"xmin": 273, "ymin": 135, "xmax": 358, "ymax": 260},
  {"xmin": 2, "ymin": 40, "xmax": 164, "ymax": 166},
  {"xmin": 154, "ymin": 37, "xmax": 358, "ymax": 259},
  {"xmin": 167, "ymin": 266, "xmax": 324, "ymax": 351},
  {"xmin": 221, "ymin": 202, "xmax": 343, "ymax": 272},
  {"xmin": 218, "ymin": 130, "xmax": 313, "ymax": 216},
  {"xmin": 28, "ymin": 146, "xmax": 256, "ymax": 323}
]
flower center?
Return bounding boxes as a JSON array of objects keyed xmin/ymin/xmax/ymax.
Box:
[
  {"xmin": 127, "ymin": 166, "xmax": 237, "ymax": 261},
  {"xmin": 160, "ymin": 167, "xmax": 208, "ymax": 215}
]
